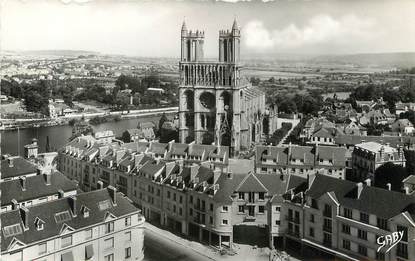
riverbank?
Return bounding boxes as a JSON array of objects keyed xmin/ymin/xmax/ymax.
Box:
[{"xmin": 0, "ymin": 107, "xmax": 178, "ymax": 131}]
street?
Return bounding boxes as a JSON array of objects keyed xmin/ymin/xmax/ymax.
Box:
[{"xmin": 143, "ymin": 229, "xmax": 213, "ymax": 261}]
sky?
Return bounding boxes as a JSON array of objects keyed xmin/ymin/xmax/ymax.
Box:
[{"xmin": 1, "ymin": 0, "xmax": 415, "ymax": 58}]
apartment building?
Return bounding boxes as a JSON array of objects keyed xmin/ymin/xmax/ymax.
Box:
[
  {"xmin": 256, "ymin": 144, "xmax": 348, "ymax": 179},
  {"xmin": 1, "ymin": 187, "xmax": 145, "ymax": 261},
  {"xmin": 282, "ymin": 174, "xmax": 415, "ymax": 261},
  {"xmin": 351, "ymin": 141, "xmax": 406, "ymax": 181},
  {"xmin": 1, "ymin": 171, "xmax": 77, "ymax": 212},
  {"xmin": 58, "ymin": 135, "xmax": 310, "ymax": 250}
]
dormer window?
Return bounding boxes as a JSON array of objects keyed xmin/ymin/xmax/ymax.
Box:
[
  {"xmin": 34, "ymin": 218, "xmax": 45, "ymax": 231},
  {"xmin": 81, "ymin": 206, "xmax": 90, "ymax": 218}
]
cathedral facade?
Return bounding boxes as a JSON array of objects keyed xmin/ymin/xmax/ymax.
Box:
[{"xmin": 178, "ymin": 20, "xmax": 277, "ymax": 155}]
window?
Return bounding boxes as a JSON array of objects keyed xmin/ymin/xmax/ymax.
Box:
[
  {"xmin": 259, "ymin": 192, "xmax": 265, "ymax": 200},
  {"xmin": 323, "ymin": 218, "xmax": 332, "ymax": 232},
  {"xmin": 179, "ymin": 196, "xmax": 183, "ymax": 204},
  {"xmin": 343, "ymin": 208, "xmax": 352, "ymax": 219},
  {"xmin": 310, "ymin": 214, "xmax": 315, "ymax": 223},
  {"xmin": 342, "ymin": 224, "xmax": 351, "ymax": 234},
  {"xmin": 189, "ymin": 208, "xmax": 193, "ymax": 216},
  {"xmin": 376, "ymin": 252, "xmax": 385, "ymax": 261},
  {"xmin": 311, "ymin": 199, "xmax": 318, "ymax": 209},
  {"xmin": 104, "ymin": 254, "xmax": 114, "ymax": 261},
  {"xmin": 210, "ymin": 203, "xmax": 213, "ymax": 211},
  {"xmin": 358, "ymin": 229, "xmax": 367, "ymax": 240},
  {"xmin": 258, "ymin": 206, "xmax": 265, "ymax": 213},
  {"xmin": 173, "ymin": 193, "xmax": 176, "ymax": 201},
  {"xmin": 222, "ymin": 206, "xmax": 228, "ymax": 212},
  {"xmin": 125, "ymin": 247, "xmax": 131, "ymax": 259},
  {"xmin": 397, "ymin": 225, "xmax": 408, "ymax": 242},
  {"xmin": 190, "ymin": 195, "xmax": 193, "ymax": 203},
  {"xmin": 275, "ymin": 206, "xmax": 281, "ymax": 212},
  {"xmin": 85, "ymin": 229, "xmax": 92, "ymax": 239},
  {"xmin": 238, "ymin": 192, "xmax": 245, "ymax": 200},
  {"xmin": 105, "ymin": 222, "xmax": 114, "ymax": 233},
  {"xmin": 167, "ymin": 191, "xmax": 171, "ymax": 199},
  {"xmin": 222, "ymin": 219, "xmax": 228, "ymax": 225},
  {"xmin": 179, "ymin": 208, "xmax": 183, "ymax": 216},
  {"xmin": 125, "ymin": 231, "xmax": 132, "ymax": 241},
  {"xmin": 396, "ymin": 242, "xmax": 408, "ymax": 259},
  {"xmin": 323, "ymin": 233, "xmax": 331, "ymax": 247},
  {"xmin": 125, "ymin": 217, "xmax": 131, "ymax": 226},
  {"xmin": 377, "ymin": 217, "xmax": 388, "ymax": 230},
  {"xmin": 61, "ymin": 235, "xmax": 72, "ymax": 248},
  {"xmin": 39, "ymin": 242, "xmax": 47, "ymax": 255},
  {"xmin": 238, "ymin": 206, "xmax": 244, "ymax": 213},
  {"xmin": 104, "ymin": 237, "xmax": 114, "ymax": 249},
  {"xmin": 309, "ymin": 227, "xmax": 314, "ymax": 237},
  {"xmin": 360, "ymin": 212, "xmax": 369, "ymax": 223},
  {"xmin": 358, "ymin": 245, "xmax": 367, "ymax": 256},
  {"xmin": 342, "ymin": 239, "xmax": 350, "ymax": 250},
  {"xmin": 210, "ymin": 216, "xmax": 213, "ymax": 225},
  {"xmin": 323, "ymin": 204, "xmax": 332, "ymax": 217}
]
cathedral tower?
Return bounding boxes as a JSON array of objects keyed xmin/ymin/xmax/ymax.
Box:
[{"xmin": 178, "ymin": 20, "xmax": 269, "ymax": 156}]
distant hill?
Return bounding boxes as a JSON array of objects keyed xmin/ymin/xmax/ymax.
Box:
[
  {"xmin": 242, "ymin": 52, "xmax": 415, "ymax": 68},
  {"xmin": 312, "ymin": 52, "xmax": 415, "ymax": 68},
  {"xmin": 5, "ymin": 49, "xmax": 100, "ymax": 57}
]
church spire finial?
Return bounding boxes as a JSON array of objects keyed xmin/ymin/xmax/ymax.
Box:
[
  {"xmin": 232, "ymin": 17, "xmax": 238, "ymax": 31},
  {"xmin": 181, "ymin": 17, "xmax": 187, "ymax": 31}
]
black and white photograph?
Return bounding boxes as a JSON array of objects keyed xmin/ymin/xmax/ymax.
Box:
[{"xmin": 1, "ymin": 0, "xmax": 415, "ymax": 260}]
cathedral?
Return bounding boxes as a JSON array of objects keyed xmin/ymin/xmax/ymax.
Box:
[{"xmin": 178, "ymin": 20, "xmax": 277, "ymax": 156}]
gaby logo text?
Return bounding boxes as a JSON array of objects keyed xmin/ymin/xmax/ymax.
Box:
[{"xmin": 376, "ymin": 231, "xmax": 404, "ymax": 253}]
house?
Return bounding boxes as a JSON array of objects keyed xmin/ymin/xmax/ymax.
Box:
[
  {"xmin": 281, "ymin": 173, "xmax": 415, "ymax": 261},
  {"xmin": 391, "ymin": 119, "xmax": 414, "ymax": 134}
]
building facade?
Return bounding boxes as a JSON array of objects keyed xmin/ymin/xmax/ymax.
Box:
[
  {"xmin": 1, "ymin": 187, "xmax": 145, "ymax": 261},
  {"xmin": 281, "ymin": 174, "xmax": 415, "ymax": 261},
  {"xmin": 351, "ymin": 141, "xmax": 406, "ymax": 181},
  {"xmin": 178, "ymin": 20, "xmax": 276, "ymax": 155},
  {"xmin": 256, "ymin": 144, "xmax": 349, "ymax": 179}
]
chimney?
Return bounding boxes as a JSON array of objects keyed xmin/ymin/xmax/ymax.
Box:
[
  {"xmin": 68, "ymin": 196, "xmax": 77, "ymax": 217},
  {"xmin": 44, "ymin": 173, "xmax": 52, "ymax": 185},
  {"xmin": 11, "ymin": 199, "xmax": 19, "ymax": 210},
  {"xmin": 20, "ymin": 176, "xmax": 27, "ymax": 191},
  {"xmin": 165, "ymin": 162, "xmax": 176, "ymax": 176},
  {"xmin": 357, "ymin": 182, "xmax": 363, "ymax": 198},
  {"xmin": 190, "ymin": 164, "xmax": 200, "ymax": 181},
  {"xmin": 386, "ymin": 183, "xmax": 392, "ymax": 190},
  {"xmin": 8, "ymin": 158, "xmax": 14, "ymax": 167},
  {"xmin": 404, "ymin": 186, "xmax": 410, "ymax": 195},
  {"xmin": 308, "ymin": 173, "xmax": 316, "ymax": 189},
  {"xmin": 134, "ymin": 154, "xmax": 144, "ymax": 168},
  {"xmin": 20, "ymin": 207, "xmax": 29, "ymax": 230},
  {"xmin": 213, "ymin": 169, "xmax": 221, "ymax": 183},
  {"xmin": 97, "ymin": 180, "xmax": 104, "ymax": 189},
  {"xmin": 108, "ymin": 186, "xmax": 117, "ymax": 205},
  {"xmin": 58, "ymin": 189, "xmax": 65, "ymax": 198},
  {"xmin": 364, "ymin": 178, "xmax": 371, "ymax": 187}
]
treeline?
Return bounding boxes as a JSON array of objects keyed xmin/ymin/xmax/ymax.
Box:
[
  {"xmin": 269, "ymin": 90, "xmax": 324, "ymax": 116},
  {"xmin": 348, "ymin": 82, "xmax": 415, "ymax": 111}
]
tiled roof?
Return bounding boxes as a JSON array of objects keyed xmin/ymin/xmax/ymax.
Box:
[
  {"xmin": 1, "ymin": 157, "xmax": 38, "ymax": 179},
  {"xmin": 212, "ymin": 173, "xmax": 246, "ymax": 204},
  {"xmin": 355, "ymin": 141, "xmax": 396, "ymax": 153},
  {"xmin": 306, "ymin": 174, "xmax": 415, "ymax": 220},
  {"xmin": 235, "ymin": 173, "xmax": 268, "ymax": 193},
  {"xmin": 1, "ymin": 171, "xmax": 78, "ymax": 206},
  {"xmin": 1, "ymin": 188, "xmax": 140, "ymax": 252}
]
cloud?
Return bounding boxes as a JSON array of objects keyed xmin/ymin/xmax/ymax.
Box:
[{"xmin": 244, "ymin": 14, "xmax": 377, "ymax": 52}]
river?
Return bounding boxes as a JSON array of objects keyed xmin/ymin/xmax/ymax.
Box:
[{"xmin": 0, "ymin": 116, "xmax": 164, "ymax": 156}]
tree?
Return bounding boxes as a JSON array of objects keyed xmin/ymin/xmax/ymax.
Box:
[
  {"xmin": 374, "ymin": 162, "xmax": 408, "ymax": 192},
  {"xmin": 158, "ymin": 113, "xmax": 168, "ymax": 136},
  {"xmin": 45, "ymin": 136, "xmax": 51, "ymax": 152},
  {"xmin": 121, "ymin": 130, "xmax": 131, "ymax": 143}
]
